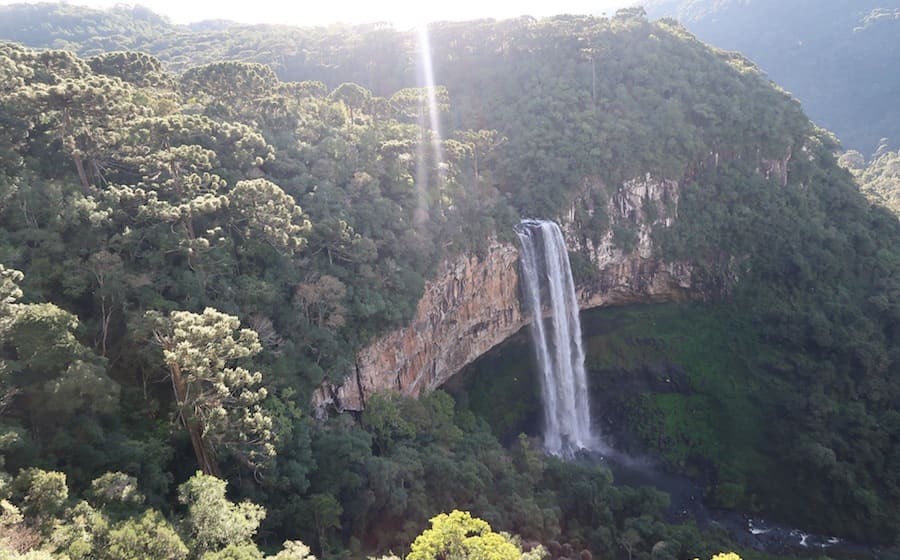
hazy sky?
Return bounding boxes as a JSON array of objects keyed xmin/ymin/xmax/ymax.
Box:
[{"xmin": 0, "ymin": 0, "xmax": 635, "ymax": 28}]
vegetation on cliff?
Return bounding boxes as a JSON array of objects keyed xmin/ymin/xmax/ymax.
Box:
[
  {"xmin": 840, "ymin": 143, "xmax": 900, "ymax": 215},
  {"xmin": 0, "ymin": 4, "xmax": 898, "ymax": 558}
]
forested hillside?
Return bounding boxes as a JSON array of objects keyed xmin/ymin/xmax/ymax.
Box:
[
  {"xmin": 840, "ymin": 142, "xmax": 900, "ymax": 215},
  {"xmin": 642, "ymin": 0, "xmax": 900, "ymax": 155},
  {"xmin": 0, "ymin": 5, "xmax": 899, "ymax": 559}
]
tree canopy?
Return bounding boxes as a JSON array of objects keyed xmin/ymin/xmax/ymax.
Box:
[{"xmin": 0, "ymin": 5, "xmax": 897, "ymax": 559}]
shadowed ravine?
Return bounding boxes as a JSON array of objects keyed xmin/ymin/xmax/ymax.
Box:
[
  {"xmin": 448, "ymin": 311, "xmax": 884, "ymax": 558},
  {"xmin": 460, "ymin": 216, "xmax": 884, "ymax": 560},
  {"xmin": 592, "ymin": 450, "xmax": 878, "ymax": 557}
]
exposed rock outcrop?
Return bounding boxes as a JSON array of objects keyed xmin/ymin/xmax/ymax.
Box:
[
  {"xmin": 312, "ymin": 176, "xmax": 722, "ymax": 415},
  {"xmin": 564, "ymin": 175, "xmax": 692, "ymax": 307},
  {"xmin": 312, "ymin": 241, "xmax": 525, "ymax": 414}
]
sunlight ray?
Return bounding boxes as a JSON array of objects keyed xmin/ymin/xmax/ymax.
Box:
[{"xmin": 413, "ymin": 23, "xmax": 445, "ymax": 228}]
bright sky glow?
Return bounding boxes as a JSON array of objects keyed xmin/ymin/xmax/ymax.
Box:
[{"xmin": 0, "ymin": 0, "xmax": 634, "ymax": 28}]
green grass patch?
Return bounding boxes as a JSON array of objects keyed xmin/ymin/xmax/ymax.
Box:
[{"xmin": 583, "ymin": 302, "xmax": 778, "ymax": 509}]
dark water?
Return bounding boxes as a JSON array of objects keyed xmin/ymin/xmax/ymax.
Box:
[
  {"xmin": 579, "ymin": 449, "xmax": 884, "ymax": 559},
  {"xmin": 448, "ymin": 306, "xmax": 892, "ymax": 558}
]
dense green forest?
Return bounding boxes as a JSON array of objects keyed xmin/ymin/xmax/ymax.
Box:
[
  {"xmin": 643, "ymin": 0, "xmax": 900, "ymax": 155},
  {"xmin": 0, "ymin": 4, "xmax": 899, "ymax": 559},
  {"xmin": 839, "ymin": 143, "xmax": 900, "ymax": 215}
]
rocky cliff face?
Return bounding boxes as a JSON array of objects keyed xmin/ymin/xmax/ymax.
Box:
[
  {"xmin": 565, "ymin": 175, "xmax": 699, "ymax": 308},
  {"xmin": 312, "ymin": 176, "xmax": 719, "ymax": 415},
  {"xmin": 312, "ymin": 241, "xmax": 525, "ymax": 415}
]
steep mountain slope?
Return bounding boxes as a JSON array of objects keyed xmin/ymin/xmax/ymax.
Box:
[
  {"xmin": 841, "ymin": 144, "xmax": 900, "ymax": 214},
  {"xmin": 643, "ymin": 0, "xmax": 900, "ymax": 154}
]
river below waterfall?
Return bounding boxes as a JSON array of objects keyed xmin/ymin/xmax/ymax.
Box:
[
  {"xmin": 579, "ymin": 452, "xmax": 884, "ymax": 560},
  {"xmin": 447, "ymin": 301, "xmax": 892, "ymax": 559},
  {"xmin": 577, "ymin": 449, "xmax": 884, "ymax": 558}
]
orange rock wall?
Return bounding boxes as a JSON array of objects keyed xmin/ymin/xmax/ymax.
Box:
[{"xmin": 312, "ymin": 176, "xmax": 717, "ymax": 415}]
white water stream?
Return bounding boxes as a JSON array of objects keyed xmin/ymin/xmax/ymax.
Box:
[{"xmin": 515, "ymin": 219, "xmax": 596, "ymax": 456}]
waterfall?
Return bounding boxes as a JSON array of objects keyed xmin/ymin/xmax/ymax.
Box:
[{"xmin": 515, "ymin": 219, "xmax": 595, "ymax": 456}]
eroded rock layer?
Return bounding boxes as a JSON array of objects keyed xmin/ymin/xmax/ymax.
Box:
[{"xmin": 313, "ymin": 177, "xmax": 720, "ymax": 414}]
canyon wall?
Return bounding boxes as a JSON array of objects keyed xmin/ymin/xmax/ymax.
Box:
[{"xmin": 312, "ymin": 176, "xmax": 720, "ymax": 415}]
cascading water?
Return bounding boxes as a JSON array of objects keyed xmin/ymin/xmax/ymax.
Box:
[{"xmin": 515, "ymin": 219, "xmax": 596, "ymax": 456}]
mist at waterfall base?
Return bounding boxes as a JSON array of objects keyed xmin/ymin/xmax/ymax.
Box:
[
  {"xmin": 514, "ymin": 219, "xmax": 600, "ymax": 457},
  {"xmin": 510, "ymin": 221, "xmax": 697, "ymax": 523},
  {"xmin": 446, "ymin": 310, "xmax": 874, "ymax": 556},
  {"xmin": 512, "ymin": 219, "xmax": 674, "ymax": 468},
  {"xmin": 448, "ymin": 219, "xmax": 875, "ymax": 556}
]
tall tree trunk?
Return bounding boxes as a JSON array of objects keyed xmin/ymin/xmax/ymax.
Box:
[
  {"xmin": 62, "ymin": 107, "xmax": 91, "ymax": 193},
  {"xmin": 169, "ymin": 361, "xmax": 220, "ymax": 477},
  {"xmin": 99, "ymin": 295, "xmax": 111, "ymax": 357},
  {"xmin": 172, "ymin": 163, "xmax": 208, "ymax": 295},
  {"xmin": 73, "ymin": 153, "xmax": 91, "ymax": 193}
]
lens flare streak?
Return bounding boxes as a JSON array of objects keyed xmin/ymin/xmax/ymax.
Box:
[{"xmin": 413, "ymin": 24, "xmax": 445, "ymax": 227}]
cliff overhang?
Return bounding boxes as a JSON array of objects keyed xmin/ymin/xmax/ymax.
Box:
[{"xmin": 312, "ymin": 176, "xmax": 725, "ymax": 415}]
